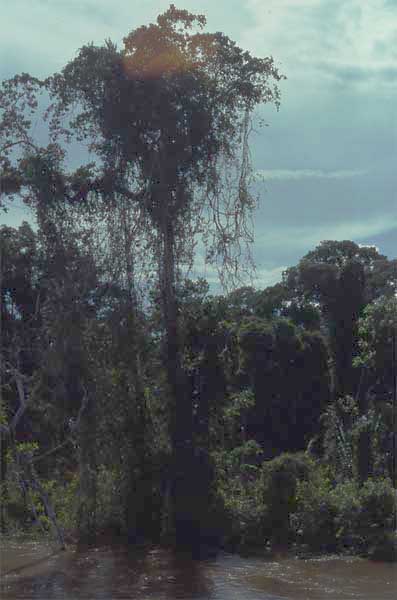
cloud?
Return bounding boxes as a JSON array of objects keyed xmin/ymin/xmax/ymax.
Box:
[
  {"xmin": 0, "ymin": 1, "xmax": 252, "ymax": 80},
  {"xmin": 0, "ymin": 1, "xmax": 166, "ymax": 79},
  {"xmin": 256, "ymin": 214, "xmax": 397, "ymax": 253},
  {"xmin": 189, "ymin": 251, "xmax": 287, "ymax": 290},
  {"xmin": 252, "ymin": 265, "xmax": 287, "ymax": 288},
  {"xmin": 316, "ymin": 62, "xmax": 397, "ymax": 87},
  {"xmin": 256, "ymin": 169, "xmax": 367, "ymax": 181},
  {"xmin": 2, "ymin": 0, "xmax": 395, "ymax": 291},
  {"xmin": 241, "ymin": 0, "xmax": 397, "ymax": 91}
]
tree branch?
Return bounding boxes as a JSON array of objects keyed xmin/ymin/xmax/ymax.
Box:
[{"xmin": 0, "ymin": 139, "xmax": 39, "ymax": 155}]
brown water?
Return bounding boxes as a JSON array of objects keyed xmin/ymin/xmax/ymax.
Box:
[{"xmin": 0, "ymin": 540, "xmax": 396, "ymax": 599}]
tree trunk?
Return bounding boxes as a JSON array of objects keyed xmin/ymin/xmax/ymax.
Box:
[
  {"xmin": 77, "ymin": 388, "xmax": 97, "ymax": 544},
  {"xmin": 160, "ymin": 212, "xmax": 195, "ymax": 548},
  {"xmin": 0, "ymin": 433, "xmax": 8, "ymax": 533},
  {"xmin": 120, "ymin": 202, "xmax": 152, "ymax": 541}
]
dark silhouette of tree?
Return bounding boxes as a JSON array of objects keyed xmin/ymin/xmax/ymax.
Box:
[
  {"xmin": 283, "ymin": 240, "xmax": 395, "ymax": 404},
  {"xmin": 21, "ymin": 5, "xmax": 282, "ymax": 549}
]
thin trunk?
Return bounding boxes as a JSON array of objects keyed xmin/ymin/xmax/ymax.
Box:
[
  {"xmin": 77, "ymin": 388, "xmax": 97, "ymax": 544},
  {"xmin": 120, "ymin": 202, "xmax": 150, "ymax": 540},
  {"xmin": 29, "ymin": 470, "xmax": 66, "ymax": 549},
  {"xmin": 0, "ymin": 434, "xmax": 8, "ymax": 533},
  {"xmin": 0, "ymin": 234, "xmax": 6, "ymax": 534},
  {"xmin": 16, "ymin": 449, "xmax": 66, "ymax": 549}
]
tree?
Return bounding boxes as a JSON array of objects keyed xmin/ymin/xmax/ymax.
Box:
[
  {"xmin": 17, "ymin": 5, "xmax": 281, "ymax": 549},
  {"xmin": 356, "ymin": 297, "xmax": 397, "ymax": 403},
  {"xmin": 0, "ymin": 5, "xmax": 284, "ymax": 549},
  {"xmin": 283, "ymin": 240, "xmax": 395, "ymax": 404},
  {"xmin": 1, "ymin": 222, "xmax": 41, "ymax": 533},
  {"xmin": 355, "ymin": 296, "xmax": 397, "ymax": 484},
  {"xmin": 236, "ymin": 316, "xmax": 330, "ymax": 456}
]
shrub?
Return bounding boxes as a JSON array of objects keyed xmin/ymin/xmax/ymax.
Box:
[
  {"xmin": 95, "ymin": 465, "xmax": 124, "ymax": 534},
  {"xmin": 260, "ymin": 452, "xmax": 313, "ymax": 545},
  {"xmin": 357, "ymin": 478, "xmax": 396, "ymax": 537},
  {"xmin": 330, "ymin": 480, "xmax": 362, "ymax": 549},
  {"xmin": 330, "ymin": 477, "xmax": 396, "ymax": 554},
  {"xmin": 40, "ymin": 473, "xmax": 79, "ymax": 535},
  {"xmin": 294, "ymin": 465, "xmax": 397, "ymax": 555},
  {"xmin": 213, "ymin": 441, "xmax": 267, "ymax": 550},
  {"xmin": 294, "ymin": 464, "xmax": 337, "ymax": 550}
]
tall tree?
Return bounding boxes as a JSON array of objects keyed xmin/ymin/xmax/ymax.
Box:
[
  {"xmin": 45, "ymin": 5, "xmax": 283, "ymax": 548},
  {"xmin": 0, "ymin": 5, "xmax": 284, "ymax": 549}
]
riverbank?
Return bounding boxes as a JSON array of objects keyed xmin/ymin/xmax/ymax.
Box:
[{"xmin": 4, "ymin": 525, "xmax": 396, "ymax": 564}]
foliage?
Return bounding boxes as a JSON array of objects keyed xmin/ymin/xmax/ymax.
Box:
[
  {"xmin": 1, "ymin": 8, "xmax": 395, "ymax": 553},
  {"xmin": 322, "ymin": 395, "xmax": 391, "ymax": 483},
  {"xmin": 283, "ymin": 240, "xmax": 396, "ymax": 400},
  {"xmin": 236, "ymin": 316, "xmax": 329, "ymax": 455},
  {"xmin": 330, "ymin": 477, "xmax": 396, "ymax": 553},
  {"xmin": 260, "ymin": 453, "xmax": 313, "ymax": 545},
  {"xmin": 355, "ymin": 296, "xmax": 397, "ymax": 439},
  {"xmin": 294, "ymin": 463, "xmax": 337, "ymax": 550},
  {"xmin": 212, "ymin": 440, "xmax": 266, "ymax": 549},
  {"xmin": 35, "ymin": 5, "xmax": 283, "ymax": 547},
  {"xmin": 294, "ymin": 463, "xmax": 396, "ymax": 557}
]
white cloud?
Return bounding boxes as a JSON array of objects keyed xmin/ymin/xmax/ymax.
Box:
[
  {"xmin": 241, "ymin": 0, "xmax": 397, "ymax": 91},
  {"xmin": 256, "ymin": 168, "xmax": 367, "ymax": 181},
  {"xmin": 253, "ymin": 265, "xmax": 286, "ymax": 288},
  {"xmin": 1, "ymin": 1, "xmax": 173, "ymax": 78},
  {"xmin": 187, "ymin": 253, "xmax": 287, "ymax": 290},
  {"xmin": 1, "ymin": 1, "xmax": 251, "ymax": 79},
  {"xmin": 257, "ymin": 214, "xmax": 397, "ymax": 252}
]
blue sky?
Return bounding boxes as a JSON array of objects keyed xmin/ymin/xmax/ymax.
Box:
[{"xmin": 1, "ymin": 0, "xmax": 396, "ymax": 289}]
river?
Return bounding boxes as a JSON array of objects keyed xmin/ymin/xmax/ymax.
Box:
[{"xmin": 1, "ymin": 539, "xmax": 396, "ymax": 599}]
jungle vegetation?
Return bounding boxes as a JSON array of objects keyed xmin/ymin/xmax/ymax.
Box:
[{"xmin": 1, "ymin": 5, "xmax": 396, "ymax": 561}]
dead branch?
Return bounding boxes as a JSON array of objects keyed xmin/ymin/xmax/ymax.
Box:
[{"xmin": 0, "ymin": 364, "xmax": 31, "ymax": 438}]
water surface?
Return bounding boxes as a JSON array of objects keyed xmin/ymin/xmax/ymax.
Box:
[{"xmin": 1, "ymin": 539, "xmax": 396, "ymax": 599}]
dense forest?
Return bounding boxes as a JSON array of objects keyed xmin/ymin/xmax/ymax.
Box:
[{"xmin": 1, "ymin": 5, "xmax": 396, "ymax": 562}]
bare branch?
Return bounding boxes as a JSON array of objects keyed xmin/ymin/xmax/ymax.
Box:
[
  {"xmin": 0, "ymin": 364, "xmax": 31, "ymax": 438},
  {"xmin": 0, "ymin": 139, "xmax": 38, "ymax": 155},
  {"xmin": 9, "ymin": 367, "xmax": 29, "ymax": 432}
]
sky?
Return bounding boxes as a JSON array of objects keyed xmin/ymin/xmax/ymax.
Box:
[{"xmin": 1, "ymin": 0, "xmax": 396, "ymax": 290}]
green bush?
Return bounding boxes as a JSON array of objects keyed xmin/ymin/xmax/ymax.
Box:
[
  {"xmin": 213, "ymin": 441, "xmax": 267, "ymax": 550},
  {"xmin": 95, "ymin": 465, "xmax": 124, "ymax": 533},
  {"xmin": 358, "ymin": 477, "xmax": 396, "ymax": 532},
  {"xmin": 294, "ymin": 465, "xmax": 397, "ymax": 557},
  {"xmin": 330, "ymin": 477, "xmax": 396, "ymax": 554},
  {"xmin": 330, "ymin": 480, "xmax": 362, "ymax": 548},
  {"xmin": 359, "ymin": 478, "xmax": 397, "ymax": 562},
  {"xmin": 214, "ymin": 445, "xmax": 396, "ymax": 558},
  {"xmin": 1, "ymin": 480, "xmax": 32, "ymax": 532},
  {"xmin": 294, "ymin": 464, "xmax": 337, "ymax": 550},
  {"xmin": 23, "ymin": 474, "xmax": 81, "ymax": 538},
  {"xmin": 260, "ymin": 452, "xmax": 313, "ymax": 546}
]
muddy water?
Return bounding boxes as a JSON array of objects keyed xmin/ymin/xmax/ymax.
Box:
[{"xmin": 1, "ymin": 540, "xmax": 396, "ymax": 599}]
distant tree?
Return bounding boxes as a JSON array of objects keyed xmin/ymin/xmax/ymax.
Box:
[
  {"xmin": 255, "ymin": 281, "xmax": 322, "ymax": 330},
  {"xmin": 355, "ymin": 296, "xmax": 397, "ymax": 483},
  {"xmin": 356, "ymin": 296, "xmax": 397, "ymax": 402},
  {"xmin": 236, "ymin": 316, "xmax": 330, "ymax": 457},
  {"xmin": 283, "ymin": 240, "xmax": 395, "ymax": 403}
]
